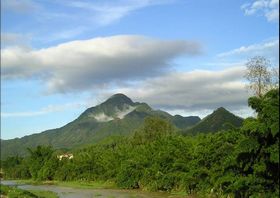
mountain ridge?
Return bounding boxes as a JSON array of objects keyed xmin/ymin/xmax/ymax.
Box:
[
  {"xmin": 1, "ymin": 94, "xmax": 243, "ymax": 159},
  {"xmin": 185, "ymin": 106, "xmax": 244, "ymax": 134}
]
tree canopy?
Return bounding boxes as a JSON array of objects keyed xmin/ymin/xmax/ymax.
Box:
[{"xmin": 1, "ymin": 90, "xmax": 279, "ymax": 198}]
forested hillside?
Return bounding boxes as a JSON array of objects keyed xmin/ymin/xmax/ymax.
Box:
[
  {"xmin": 1, "ymin": 94, "xmax": 202, "ymax": 159},
  {"xmin": 185, "ymin": 107, "xmax": 244, "ymax": 134},
  {"xmin": 2, "ymin": 89, "xmax": 279, "ymax": 198}
]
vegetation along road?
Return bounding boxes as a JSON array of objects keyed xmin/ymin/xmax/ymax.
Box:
[{"xmin": 1, "ymin": 180, "xmax": 189, "ymax": 198}]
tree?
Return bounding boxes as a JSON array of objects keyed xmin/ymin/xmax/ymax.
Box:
[
  {"xmin": 224, "ymin": 89, "xmax": 279, "ymax": 197},
  {"xmin": 27, "ymin": 146, "xmax": 54, "ymax": 179},
  {"xmin": 132, "ymin": 117, "xmax": 175, "ymax": 144},
  {"xmin": 244, "ymin": 56, "xmax": 275, "ymax": 97},
  {"xmin": 271, "ymin": 67, "xmax": 279, "ymax": 89}
]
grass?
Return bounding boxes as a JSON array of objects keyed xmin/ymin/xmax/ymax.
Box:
[
  {"xmin": 170, "ymin": 191, "xmax": 188, "ymax": 196},
  {"xmin": 28, "ymin": 190, "xmax": 58, "ymax": 198},
  {"xmin": 15, "ymin": 179, "xmax": 44, "ymax": 185},
  {"xmin": 56, "ymin": 180, "xmax": 116, "ymax": 189},
  {"xmin": 13, "ymin": 179, "xmax": 192, "ymax": 197},
  {"xmin": 0, "ymin": 184, "xmax": 58, "ymax": 198},
  {"xmin": 15, "ymin": 179, "xmax": 116, "ymax": 189},
  {"xmin": 127, "ymin": 195, "xmax": 141, "ymax": 198}
]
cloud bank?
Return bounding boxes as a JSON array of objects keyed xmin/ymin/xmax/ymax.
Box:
[
  {"xmin": 218, "ymin": 38, "xmax": 279, "ymax": 64},
  {"xmin": 1, "ymin": 35, "xmax": 201, "ymax": 93},
  {"xmin": 66, "ymin": 0, "xmax": 174, "ymax": 26},
  {"xmin": 241, "ymin": 0, "xmax": 279, "ymax": 22},
  {"xmin": 103, "ymin": 66, "xmax": 250, "ymax": 112}
]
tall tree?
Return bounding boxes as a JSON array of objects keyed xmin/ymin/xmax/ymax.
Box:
[
  {"xmin": 27, "ymin": 146, "xmax": 54, "ymax": 179},
  {"xmin": 245, "ymin": 56, "xmax": 273, "ymax": 97},
  {"xmin": 225, "ymin": 89, "xmax": 279, "ymax": 197}
]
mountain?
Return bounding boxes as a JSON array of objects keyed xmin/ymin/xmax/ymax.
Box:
[
  {"xmin": 1, "ymin": 93, "xmax": 200, "ymax": 159},
  {"xmin": 172, "ymin": 115, "xmax": 201, "ymax": 129},
  {"xmin": 184, "ymin": 107, "xmax": 244, "ymax": 134}
]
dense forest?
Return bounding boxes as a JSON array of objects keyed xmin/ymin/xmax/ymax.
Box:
[{"xmin": 1, "ymin": 89, "xmax": 279, "ymax": 198}]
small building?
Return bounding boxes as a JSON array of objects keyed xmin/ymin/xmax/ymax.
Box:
[{"xmin": 57, "ymin": 153, "xmax": 73, "ymax": 160}]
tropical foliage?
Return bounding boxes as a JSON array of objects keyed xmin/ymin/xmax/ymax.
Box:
[{"xmin": 1, "ymin": 89, "xmax": 279, "ymax": 197}]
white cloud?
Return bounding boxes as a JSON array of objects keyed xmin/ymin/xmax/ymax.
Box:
[
  {"xmin": 1, "ymin": 65, "xmax": 253, "ymax": 120},
  {"xmin": 89, "ymin": 105, "xmax": 136, "ymax": 122},
  {"xmin": 1, "ymin": 102, "xmax": 83, "ymax": 118},
  {"xmin": 217, "ymin": 38, "xmax": 279, "ymax": 64},
  {"xmin": 104, "ymin": 66, "xmax": 250, "ymax": 114},
  {"xmin": 89, "ymin": 112, "xmax": 114, "ymax": 122},
  {"xmin": 1, "ymin": 35, "xmax": 201, "ymax": 93},
  {"xmin": 66, "ymin": 0, "xmax": 174, "ymax": 25},
  {"xmin": 2, "ymin": 0, "xmax": 176, "ymax": 43},
  {"xmin": 115, "ymin": 105, "xmax": 136, "ymax": 119},
  {"xmin": 241, "ymin": 0, "xmax": 279, "ymax": 22}
]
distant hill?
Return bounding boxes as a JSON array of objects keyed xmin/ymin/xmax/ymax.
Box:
[
  {"xmin": 171, "ymin": 115, "xmax": 201, "ymax": 129},
  {"xmin": 1, "ymin": 93, "xmax": 200, "ymax": 159},
  {"xmin": 184, "ymin": 107, "xmax": 244, "ymax": 134}
]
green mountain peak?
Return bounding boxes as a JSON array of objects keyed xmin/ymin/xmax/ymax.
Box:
[
  {"xmin": 185, "ymin": 107, "xmax": 243, "ymax": 134},
  {"xmin": 105, "ymin": 93, "xmax": 134, "ymax": 106},
  {"xmin": 214, "ymin": 107, "xmax": 229, "ymax": 113},
  {"xmin": 79, "ymin": 93, "xmax": 135, "ymax": 121}
]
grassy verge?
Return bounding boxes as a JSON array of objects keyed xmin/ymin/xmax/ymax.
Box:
[
  {"xmin": 13, "ymin": 180, "xmax": 193, "ymax": 197},
  {"xmin": 0, "ymin": 184, "xmax": 58, "ymax": 198},
  {"xmin": 15, "ymin": 179, "xmax": 186, "ymax": 194},
  {"xmin": 55, "ymin": 180, "xmax": 116, "ymax": 189},
  {"xmin": 15, "ymin": 179, "xmax": 116, "ymax": 189},
  {"xmin": 170, "ymin": 191, "xmax": 188, "ymax": 196}
]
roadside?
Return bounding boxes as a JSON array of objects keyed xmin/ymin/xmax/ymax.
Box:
[{"xmin": 0, "ymin": 184, "xmax": 58, "ymax": 198}]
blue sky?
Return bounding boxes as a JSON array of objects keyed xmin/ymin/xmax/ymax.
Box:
[{"xmin": 1, "ymin": 0, "xmax": 279, "ymax": 139}]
